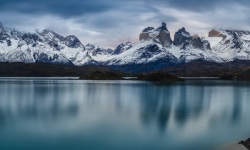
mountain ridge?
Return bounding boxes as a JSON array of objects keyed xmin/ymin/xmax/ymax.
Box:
[{"xmin": 1, "ymin": 22, "xmax": 250, "ymax": 73}]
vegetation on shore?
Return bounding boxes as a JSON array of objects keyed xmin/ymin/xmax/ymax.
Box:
[
  {"xmin": 163, "ymin": 59, "xmax": 250, "ymax": 80},
  {"xmin": 0, "ymin": 62, "xmax": 117, "ymax": 77},
  {"xmin": 79, "ymin": 70, "xmax": 182, "ymax": 82},
  {"xmin": 2, "ymin": 61, "xmax": 250, "ymax": 80},
  {"xmin": 219, "ymin": 69, "xmax": 250, "ymax": 80},
  {"xmin": 79, "ymin": 71, "xmax": 123, "ymax": 80},
  {"xmin": 0, "ymin": 62, "xmax": 181, "ymax": 82},
  {"xmin": 137, "ymin": 71, "xmax": 182, "ymax": 82}
]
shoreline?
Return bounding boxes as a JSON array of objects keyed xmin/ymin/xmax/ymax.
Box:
[
  {"xmin": 180, "ymin": 77, "xmax": 220, "ymax": 80},
  {"xmin": 221, "ymin": 138, "xmax": 250, "ymax": 150},
  {"xmin": 221, "ymin": 143, "xmax": 247, "ymax": 150}
]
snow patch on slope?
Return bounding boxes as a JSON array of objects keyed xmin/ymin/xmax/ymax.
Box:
[{"xmin": 204, "ymin": 37, "xmax": 223, "ymax": 47}]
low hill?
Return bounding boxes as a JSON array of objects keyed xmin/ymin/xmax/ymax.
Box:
[
  {"xmin": 0, "ymin": 62, "xmax": 117, "ymax": 77},
  {"xmin": 79, "ymin": 71, "xmax": 123, "ymax": 80}
]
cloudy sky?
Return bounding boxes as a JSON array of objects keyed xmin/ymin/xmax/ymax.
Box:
[{"xmin": 1, "ymin": 0, "xmax": 250, "ymax": 48}]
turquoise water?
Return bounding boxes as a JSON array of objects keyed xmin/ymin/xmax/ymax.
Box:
[{"xmin": 0, "ymin": 79, "xmax": 250, "ymax": 150}]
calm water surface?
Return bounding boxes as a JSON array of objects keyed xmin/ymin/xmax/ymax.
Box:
[{"xmin": 0, "ymin": 79, "xmax": 250, "ymax": 150}]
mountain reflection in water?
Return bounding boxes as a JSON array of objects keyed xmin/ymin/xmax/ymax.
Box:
[{"xmin": 0, "ymin": 79, "xmax": 250, "ymax": 150}]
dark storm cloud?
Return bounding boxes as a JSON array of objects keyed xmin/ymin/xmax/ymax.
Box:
[
  {"xmin": 1, "ymin": 0, "xmax": 249, "ymax": 17},
  {"xmin": 0, "ymin": 0, "xmax": 160, "ymax": 18},
  {"xmin": 0, "ymin": 0, "xmax": 120, "ymax": 17}
]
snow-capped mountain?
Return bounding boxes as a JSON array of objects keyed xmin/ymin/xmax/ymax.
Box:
[
  {"xmin": 206, "ymin": 29, "xmax": 250, "ymax": 61},
  {"xmin": 1, "ymin": 21, "xmax": 250, "ymax": 73},
  {"xmin": 0, "ymin": 22, "xmax": 104, "ymax": 65},
  {"xmin": 105, "ymin": 22, "xmax": 221, "ymax": 68},
  {"xmin": 105, "ymin": 23, "xmax": 250, "ymax": 71},
  {"xmin": 85, "ymin": 43, "xmax": 113, "ymax": 62},
  {"xmin": 113, "ymin": 42, "xmax": 133, "ymax": 55}
]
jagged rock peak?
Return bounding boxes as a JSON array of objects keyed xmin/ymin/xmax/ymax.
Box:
[
  {"xmin": 139, "ymin": 22, "xmax": 172, "ymax": 46},
  {"xmin": 208, "ymin": 29, "xmax": 220, "ymax": 37},
  {"xmin": 65, "ymin": 35, "xmax": 83, "ymax": 48},
  {"xmin": 40, "ymin": 29, "xmax": 55, "ymax": 34},
  {"xmin": 113, "ymin": 42, "xmax": 133, "ymax": 55},
  {"xmin": 142, "ymin": 27, "xmax": 155, "ymax": 32},
  {"xmin": 176, "ymin": 27, "xmax": 190, "ymax": 36},
  {"xmin": 142, "ymin": 22, "xmax": 169, "ymax": 33},
  {"xmin": 161, "ymin": 22, "xmax": 167, "ymax": 29},
  {"xmin": 190, "ymin": 36, "xmax": 211, "ymax": 50},
  {"xmin": 38, "ymin": 29, "xmax": 64, "ymax": 40},
  {"xmin": 179, "ymin": 27, "xmax": 185, "ymax": 31},
  {"xmin": 174, "ymin": 27, "xmax": 191, "ymax": 46},
  {"xmin": 208, "ymin": 29, "xmax": 226, "ymax": 38},
  {"xmin": 21, "ymin": 33, "xmax": 42, "ymax": 45},
  {"xmin": 85, "ymin": 43, "xmax": 99, "ymax": 50},
  {"xmin": 65, "ymin": 35, "xmax": 81, "ymax": 44},
  {"xmin": 157, "ymin": 22, "xmax": 168, "ymax": 31}
]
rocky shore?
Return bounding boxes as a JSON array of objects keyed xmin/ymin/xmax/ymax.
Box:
[
  {"xmin": 221, "ymin": 138, "xmax": 250, "ymax": 150},
  {"xmin": 239, "ymin": 138, "xmax": 250, "ymax": 149}
]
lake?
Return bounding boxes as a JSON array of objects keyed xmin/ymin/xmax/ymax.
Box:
[{"xmin": 0, "ymin": 78, "xmax": 250, "ymax": 150}]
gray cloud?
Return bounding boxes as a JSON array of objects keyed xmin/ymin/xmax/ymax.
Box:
[
  {"xmin": 150, "ymin": 0, "xmax": 250, "ymax": 12},
  {"xmin": 0, "ymin": 0, "xmax": 250, "ymax": 48}
]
